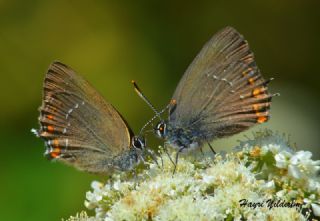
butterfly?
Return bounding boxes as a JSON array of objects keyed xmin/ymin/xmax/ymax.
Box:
[
  {"xmin": 32, "ymin": 61, "xmax": 148, "ymax": 174},
  {"xmin": 133, "ymin": 26, "xmax": 279, "ymax": 169}
]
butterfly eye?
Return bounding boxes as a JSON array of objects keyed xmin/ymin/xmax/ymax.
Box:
[
  {"xmin": 155, "ymin": 122, "xmax": 166, "ymax": 139},
  {"xmin": 132, "ymin": 137, "xmax": 145, "ymax": 149}
]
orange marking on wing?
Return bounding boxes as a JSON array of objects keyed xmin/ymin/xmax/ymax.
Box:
[
  {"xmin": 257, "ymin": 116, "xmax": 268, "ymax": 123},
  {"xmin": 47, "ymin": 115, "xmax": 54, "ymax": 120},
  {"xmin": 252, "ymin": 104, "xmax": 260, "ymax": 111},
  {"xmin": 50, "ymin": 148, "xmax": 61, "ymax": 158},
  {"xmin": 53, "ymin": 139, "xmax": 59, "ymax": 147},
  {"xmin": 47, "ymin": 125, "xmax": 54, "ymax": 132},
  {"xmin": 255, "ymin": 112, "xmax": 264, "ymax": 117},
  {"xmin": 248, "ymin": 78, "xmax": 255, "ymax": 85},
  {"xmin": 252, "ymin": 88, "xmax": 262, "ymax": 97},
  {"xmin": 242, "ymin": 67, "xmax": 253, "ymax": 76}
]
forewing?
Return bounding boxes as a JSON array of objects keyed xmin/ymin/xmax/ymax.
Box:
[
  {"xmin": 170, "ymin": 27, "xmax": 273, "ymax": 139},
  {"xmin": 35, "ymin": 62, "xmax": 132, "ymax": 173}
]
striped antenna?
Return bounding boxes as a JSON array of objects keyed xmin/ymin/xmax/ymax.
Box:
[
  {"xmin": 132, "ymin": 80, "xmax": 176, "ymax": 136},
  {"xmin": 132, "ymin": 80, "xmax": 162, "ymax": 120},
  {"xmin": 138, "ymin": 100, "xmax": 175, "ymax": 136}
]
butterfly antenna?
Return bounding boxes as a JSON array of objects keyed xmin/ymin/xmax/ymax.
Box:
[
  {"xmin": 132, "ymin": 80, "xmax": 162, "ymax": 119},
  {"xmin": 132, "ymin": 80, "xmax": 174, "ymax": 136},
  {"xmin": 138, "ymin": 99, "xmax": 177, "ymax": 136},
  {"xmin": 138, "ymin": 114, "xmax": 160, "ymax": 136}
]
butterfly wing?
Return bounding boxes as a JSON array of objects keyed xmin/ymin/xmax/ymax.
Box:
[
  {"xmin": 170, "ymin": 27, "xmax": 274, "ymax": 140},
  {"xmin": 34, "ymin": 62, "xmax": 133, "ymax": 174}
]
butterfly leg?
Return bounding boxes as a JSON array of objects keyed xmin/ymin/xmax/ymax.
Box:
[
  {"xmin": 172, "ymin": 146, "xmax": 186, "ymax": 175},
  {"xmin": 207, "ymin": 142, "xmax": 216, "ymax": 156},
  {"xmin": 139, "ymin": 154, "xmax": 146, "ymax": 165},
  {"xmin": 199, "ymin": 147, "xmax": 205, "ymax": 156},
  {"xmin": 158, "ymin": 148, "xmax": 164, "ymax": 169},
  {"xmin": 145, "ymin": 148, "xmax": 160, "ymax": 168},
  {"xmin": 131, "ymin": 168, "xmax": 138, "ymax": 181},
  {"xmin": 160, "ymin": 151, "xmax": 164, "ymax": 168},
  {"xmin": 163, "ymin": 143, "xmax": 176, "ymax": 167},
  {"xmin": 156, "ymin": 144, "xmax": 164, "ymax": 168}
]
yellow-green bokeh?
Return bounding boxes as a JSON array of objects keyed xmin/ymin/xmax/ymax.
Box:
[{"xmin": 0, "ymin": 1, "xmax": 319, "ymax": 220}]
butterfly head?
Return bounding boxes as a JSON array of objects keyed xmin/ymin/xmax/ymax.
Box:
[
  {"xmin": 155, "ymin": 121, "xmax": 167, "ymax": 139},
  {"xmin": 132, "ymin": 136, "xmax": 146, "ymax": 151}
]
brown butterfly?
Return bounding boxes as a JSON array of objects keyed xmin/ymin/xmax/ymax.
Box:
[
  {"xmin": 133, "ymin": 26, "xmax": 279, "ymax": 170},
  {"xmin": 32, "ymin": 62, "xmax": 148, "ymax": 174}
]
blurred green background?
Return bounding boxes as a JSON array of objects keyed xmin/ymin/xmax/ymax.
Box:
[{"xmin": 1, "ymin": 0, "xmax": 319, "ymax": 220}]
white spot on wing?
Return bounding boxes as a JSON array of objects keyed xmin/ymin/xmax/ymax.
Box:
[
  {"xmin": 66, "ymin": 108, "xmax": 73, "ymax": 119},
  {"xmin": 221, "ymin": 78, "xmax": 233, "ymax": 86}
]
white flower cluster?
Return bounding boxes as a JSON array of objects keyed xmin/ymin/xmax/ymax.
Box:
[
  {"xmin": 65, "ymin": 130, "xmax": 320, "ymax": 221},
  {"xmin": 63, "ymin": 211, "xmax": 97, "ymax": 221},
  {"xmin": 236, "ymin": 130, "xmax": 320, "ymax": 218}
]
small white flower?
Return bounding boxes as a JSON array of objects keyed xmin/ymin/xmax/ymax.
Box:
[
  {"xmin": 91, "ymin": 181, "xmax": 103, "ymax": 190},
  {"xmin": 63, "ymin": 211, "xmax": 100, "ymax": 221},
  {"xmin": 303, "ymin": 198, "xmax": 311, "ymax": 204},
  {"xmin": 288, "ymin": 164, "xmax": 303, "ymax": 179},
  {"xmin": 276, "ymin": 190, "xmax": 287, "ymax": 198},
  {"xmin": 262, "ymin": 180, "xmax": 275, "ymax": 190},
  {"xmin": 168, "ymin": 189, "xmax": 175, "ymax": 196},
  {"xmin": 275, "ymin": 151, "xmax": 292, "ymax": 168},
  {"xmin": 311, "ymin": 203, "xmax": 320, "ymax": 216},
  {"xmin": 307, "ymin": 179, "xmax": 320, "ymax": 192},
  {"xmin": 260, "ymin": 145, "xmax": 270, "ymax": 155},
  {"xmin": 202, "ymin": 175, "xmax": 214, "ymax": 184},
  {"xmin": 288, "ymin": 151, "xmax": 320, "ymax": 179},
  {"xmin": 309, "ymin": 194, "xmax": 316, "ymax": 200},
  {"xmin": 113, "ymin": 180, "xmax": 121, "ymax": 191},
  {"xmin": 266, "ymin": 144, "xmax": 281, "ymax": 154},
  {"xmin": 86, "ymin": 191, "xmax": 102, "ymax": 202},
  {"xmin": 291, "ymin": 151, "xmax": 312, "ymax": 164},
  {"xmin": 104, "ymin": 217, "xmax": 113, "ymax": 221},
  {"xmin": 286, "ymin": 189, "xmax": 299, "ymax": 198}
]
